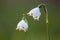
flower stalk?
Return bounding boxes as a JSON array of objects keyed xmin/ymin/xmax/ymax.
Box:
[
  {"xmin": 43, "ymin": 4, "xmax": 49, "ymax": 40},
  {"xmin": 42, "ymin": 4, "xmax": 49, "ymax": 40},
  {"xmin": 38, "ymin": 4, "xmax": 49, "ymax": 40}
]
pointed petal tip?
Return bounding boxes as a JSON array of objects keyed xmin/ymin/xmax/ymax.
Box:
[{"xmin": 27, "ymin": 13, "xmax": 32, "ymax": 16}]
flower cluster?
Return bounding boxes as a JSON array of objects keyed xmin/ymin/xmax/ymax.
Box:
[{"xmin": 16, "ymin": 6, "xmax": 42, "ymax": 32}]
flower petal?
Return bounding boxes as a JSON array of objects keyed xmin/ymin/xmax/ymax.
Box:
[
  {"xmin": 16, "ymin": 20, "xmax": 28, "ymax": 32},
  {"xmin": 27, "ymin": 7, "xmax": 41, "ymax": 21}
]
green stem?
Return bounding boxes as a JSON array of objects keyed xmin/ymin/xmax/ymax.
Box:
[
  {"xmin": 46, "ymin": 22, "xmax": 49, "ymax": 40},
  {"xmin": 38, "ymin": 4, "xmax": 49, "ymax": 40},
  {"xmin": 43, "ymin": 4, "xmax": 49, "ymax": 40}
]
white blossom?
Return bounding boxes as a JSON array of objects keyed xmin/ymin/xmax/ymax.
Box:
[
  {"xmin": 27, "ymin": 7, "xmax": 41, "ymax": 21},
  {"xmin": 16, "ymin": 20, "xmax": 28, "ymax": 32}
]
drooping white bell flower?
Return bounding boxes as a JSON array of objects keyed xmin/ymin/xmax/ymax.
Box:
[
  {"xmin": 16, "ymin": 20, "xmax": 28, "ymax": 32},
  {"xmin": 27, "ymin": 7, "xmax": 41, "ymax": 21}
]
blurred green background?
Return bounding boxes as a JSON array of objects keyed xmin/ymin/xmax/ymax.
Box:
[{"xmin": 0, "ymin": 0, "xmax": 60, "ymax": 40}]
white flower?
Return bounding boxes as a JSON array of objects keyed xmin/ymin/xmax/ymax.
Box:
[
  {"xmin": 27, "ymin": 7, "xmax": 41, "ymax": 21},
  {"xmin": 16, "ymin": 20, "xmax": 28, "ymax": 32}
]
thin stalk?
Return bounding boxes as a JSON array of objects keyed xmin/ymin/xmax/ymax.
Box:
[
  {"xmin": 22, "ymin": 14, "xmax": 31, "ymax": 40},
  {"xmin": 38, "ymin": 4, "xmax": 49, "ymax": 40},
  {"xmin": 43, "ymin": 4, "xmax": 49, "ymax": 40}
]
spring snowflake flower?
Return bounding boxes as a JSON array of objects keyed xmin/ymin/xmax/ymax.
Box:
[
  {"xmin": 16, "ymin": 20, "xmax": 28, "ymax": 32},
  {"xmin": 27, "ymin": 7, "xmax": 41, "ymax": 21}
]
